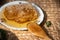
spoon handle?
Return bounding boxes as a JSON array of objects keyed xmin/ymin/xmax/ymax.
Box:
[{"xmin": 27, "ymin": 22, "xmax": 51, "ymax": 40}]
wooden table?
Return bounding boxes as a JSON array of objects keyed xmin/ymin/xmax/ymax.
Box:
[{"xmin": 0, "ymin": 0, "xmax": 60, "ymax": 40}]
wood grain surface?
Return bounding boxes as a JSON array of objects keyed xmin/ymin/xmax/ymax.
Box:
[{"xmin": 0, "ymin": 0, "xmax": 60, "ymax": 40}]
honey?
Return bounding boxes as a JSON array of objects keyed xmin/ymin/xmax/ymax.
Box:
[{"xmin": 2, "ymin": 12, "xmax": 37, "ymax": 28}]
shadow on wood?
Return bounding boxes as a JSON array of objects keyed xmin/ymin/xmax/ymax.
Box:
[{"xmin": 0, "ymin": 29, "xmax": 19, "ymax": 40}]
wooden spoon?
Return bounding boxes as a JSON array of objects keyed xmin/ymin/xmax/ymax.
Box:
[{"xmin": 27, "ymin": 22, "xmax": 51, "ymax": 40}]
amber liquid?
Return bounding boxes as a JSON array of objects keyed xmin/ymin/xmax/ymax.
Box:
[{"xmin": 2, "ymin": 12, "xmax": 37, "ymax": 28}]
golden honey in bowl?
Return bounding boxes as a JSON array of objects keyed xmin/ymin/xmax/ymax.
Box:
[{"xmin": 2, "ymin": 4, "xmax": 38, "ymax": 28}]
